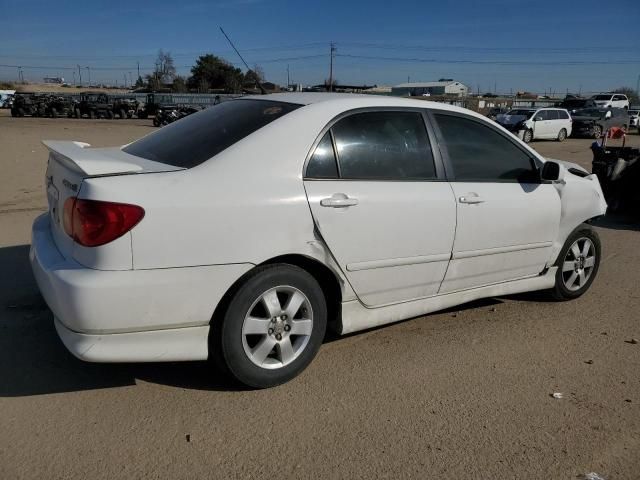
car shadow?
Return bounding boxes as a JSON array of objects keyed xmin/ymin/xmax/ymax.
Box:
[{"xmin": 592, "ymin": 212, "xmax": 640, "ymax": 231}]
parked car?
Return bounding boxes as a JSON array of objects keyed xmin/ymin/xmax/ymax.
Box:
[
  {"xmin": 486, "ymin": 107, "xmax": 508, "ymax": 120},
  {"xmin": 496, "ymin": 107, "xmax": 572, "ymax": 143},
  {"xmin": 571, "ymin": 108, "xmax": 630, "ymax": 138},
  {"xmin": 10, "ymin": 93, "xmax": 48, "ymax": 117},
  {"xmin": 74, "ymin": 92, "xmax": 114, "ymax": 119},
  {"xmin": 558, "ymin": 97, "xmax": 596, "ymax": 114},
  {"xmin": 590, "ymin": 93, "xmax": 629, "ymax": 109},
  {"xmin": 31, "ymin": 94, "xmax": 607, "ymax": 388},
  {"xmin": 627, "ymin": 109, "xmax": 639, "ymax": 128}
]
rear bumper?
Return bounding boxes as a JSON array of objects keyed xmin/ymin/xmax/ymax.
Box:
[{"xmin": 30, "ymin": 214, "xmax": 253, "ymax": 358}]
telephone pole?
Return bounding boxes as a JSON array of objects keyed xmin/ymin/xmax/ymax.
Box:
[
  {"xmin": 86, "ymin": 66, "xmax": 91, "ymax": 87},
  {"xmin": 329, "ymin": 42, "xmax": 336, "ymax": 92},
  {"xmin": 77, "ymin": 65, "xmax": 82, "ymax": 86},
  {"xmin": 287, "ymin": 64, "xmax": 290, "ymax": 88}
]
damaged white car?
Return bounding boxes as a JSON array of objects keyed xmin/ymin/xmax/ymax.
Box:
[{"xmin": 30, "ymin": 93, "xmax": 607, "ymax": 388}]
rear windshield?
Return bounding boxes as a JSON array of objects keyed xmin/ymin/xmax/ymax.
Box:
[
  {"xmin": 506, "ymin": 110, "xmax": 535, "ymax": 117},
  {"xmin": 593, "ymin": 95, "xmax": 612, "ymax": 100},
  {"xmin": 123, "ymin": 99, "xmax": 301, "ymax": 168}
]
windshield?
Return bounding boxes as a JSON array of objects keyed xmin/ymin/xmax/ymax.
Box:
[
  {"xmin": 505, "ymin": 110, "xmax": 534, "ymax": 117},
  {"xmin": 593, "ymin": 95, "xmax": 612, "ymax": 101},
  {"xmin": 123, "ymin": 99, "xmax": 301, "ymax": 168}
]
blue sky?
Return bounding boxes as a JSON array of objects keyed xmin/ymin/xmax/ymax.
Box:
[{"xmin": 1, "ymin": 0, "xmax": 639, "ymax": 94}]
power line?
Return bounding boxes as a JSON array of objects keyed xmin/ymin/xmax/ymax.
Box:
[{"xmin": 336, "ymin": 54, "xmax": 640, "ymax": 66}]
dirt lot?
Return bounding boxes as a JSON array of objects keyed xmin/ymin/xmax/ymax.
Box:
[{"xmin": 1, "ymin": 111, "xmax": 639, "ymax": 479}]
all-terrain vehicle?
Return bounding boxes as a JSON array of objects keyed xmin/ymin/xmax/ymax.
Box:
[
  {"xmin": 11, "ymin": 93, "xmax": 48, "ymax": 117},
  {"xmin": 112, "ymin": 97, "xmax": 140, "ymax": 119},
  {"xmin": 44, "ymin": 95, "xmax": 75, "ymax": 118},
  {"xmin": 136, "ymin": 93, "xmax": 177, "ymax": 119},
  {"xmin": 74, "ymin": 92, "xmax": 114, "ymax": 119}
]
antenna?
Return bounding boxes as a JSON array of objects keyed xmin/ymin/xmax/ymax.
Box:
[{"xmin": 219, "ymin": 27, "xmax": 266, "ymax": 94}]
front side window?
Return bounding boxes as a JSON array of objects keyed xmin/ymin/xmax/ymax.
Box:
[
  {"xmin": 534, "ymin": 110, "xmax": 550, "ymax": 121},
  {"xmin": 558, "ymin": 110, "xmax": 570, "ymax": 119},
  {"xmin": 434, "ymin": 113, "xmax": 537, "ymax": 183},
  {"xmin": 330, "ymin": 111, "xmax": 436, "ymax": 180},
  {"xmin": 124, "ymin": 100, "xmax": 301, "ymax": 168}
]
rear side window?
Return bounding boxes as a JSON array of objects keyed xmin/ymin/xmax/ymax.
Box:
[
  {"xmin": 558, "ymin": 110, "xmax": 570, "ymax": 119},
  {"xmin": 434, "ymin": 113, "xmax": 537, "ymax": 183},
  {"xmin": 330, "ymin": 111, "xmax": 436, "ymax": 180},
  {"xmin": 123, "ymin": 100, "xmax": 301, "ymax": 168},
  {"xmin": 534, "ymin": 110, "xmax": 549, "ymax": 121},
  {"xmin": 547, "ymin": 110, "xmax": 560, "ymax": 120}
]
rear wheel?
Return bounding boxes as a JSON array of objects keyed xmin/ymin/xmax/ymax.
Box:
[
  {"xmin": 119, "ymin": 109, "xmax": 126, "ymax": 119},
  {"xmin": 17, "ymin": 107, "xmax": 25, "ymax": 117},
  {"xmin": 557, "ymin": 128, "xmax": 567, "ymax": 142},
  {"xmin": 523, "ymin": 129, "xmax": 533, "ymax": 143},
  {"xmin": 106, "ymin": 110, "xmax": 114, "ymax": 119},
  {"xmin": 50, "ymin": 108, "xmax": 58, "ymax": 118},
  {"xmin": 548, "ymin": 225, "xmax": 600, "ymax": 301},
  {"xmin": 74, "ymin": 108, "xmax": 81, "ymax": 119},
  {"xmin": 89, "ymin": 110, "xmax": 96, "ymax": 119},
  {"xmin": 212, "ymin": 264, "xmax": 327, "ymax": 388}
]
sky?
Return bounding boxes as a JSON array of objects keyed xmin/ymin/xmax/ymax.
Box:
[{"xmin": 1, "ymin": 0, "xmax": 639, "ymax": 94}]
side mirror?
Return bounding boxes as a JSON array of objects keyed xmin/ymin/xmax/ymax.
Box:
[{"xmin": 541, "ymin": 161, "xmax": 563, "ymax": 182}]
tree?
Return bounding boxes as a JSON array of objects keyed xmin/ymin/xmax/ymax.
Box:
[
  {"xmin": 154, "ymin": 49, "xmax": 176, "ymax": 83},
  {"xmin": 171, "ymin": 76, "xmax": 188, "ymax": 93},
  {"xmin": 134, "ymin": 76, "xmax": 145, "ymax": 89},
  {"xmin": 613, "ymin": 87, "xmax": 639, "ymax": 105},
  {"xmin": 187, "ymin": 54, "xmax": 244, "ymax": 93}
]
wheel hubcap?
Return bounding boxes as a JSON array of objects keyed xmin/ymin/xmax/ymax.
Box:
[
  {"xmin": 241, "ymin": 286, "xmax": 313, "ymax": 369},
  {"xmin": 561, "ymin": 237, "xmax": 596, "ymax": 291}
]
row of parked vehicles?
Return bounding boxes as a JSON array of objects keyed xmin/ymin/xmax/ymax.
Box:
[
  {"xmin": 8, "ymin": 92, "xmax": 183, "ymax": 120},
  {"xmin": 489, "ymin": 93, "xmax": 638, "ymax": 142}
]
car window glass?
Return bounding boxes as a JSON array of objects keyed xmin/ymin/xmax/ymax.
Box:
[
  {"xmin": 534, "ymin": 110, "xmax": 548, "ymax": 121},
  {"xmin": 434, "ymin": 113, "xmax": 537, "ymax": 183},
  {"xmin": 548, "ymin": 110, "xmax": 559, "ymax": 120},
  {"xmin": 331, "ymin": 111, "xmax": 436, "ymax": 180},
  {"xmin": 306, "ymin": 132, "xmax": 338, "ymax": 178},
  {"xmin": 558, "ymin": 110, "xmax": 569, "ymax": 119}
]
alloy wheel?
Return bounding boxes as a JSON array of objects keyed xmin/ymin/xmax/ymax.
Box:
[
  {"xmin": 561, "ymin": 237, "xmax": 596, "ymax": 292},
  {"xmin": 241, "ymin": 286, "xmax": 313, "ymax": 369}
]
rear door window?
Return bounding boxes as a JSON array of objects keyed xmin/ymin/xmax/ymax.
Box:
[
  {"xmin": 123, "ymin": 100, "xmax": 301, "ymax": 168},
  {"xmin": 329, "ymin": 111, "xmax": 437, "ymax": 180},
  {"xmin": 306, "ymin": 132, "xmax": 339, "ymax": 178}
]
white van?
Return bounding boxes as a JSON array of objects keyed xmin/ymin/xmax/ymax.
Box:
[
  {"xmin": 496, "ymin": 108, "xmax": 573, "ymax": 143},
  {"xmin": 591, "ymin": 93, "xmax": 629, "ymax": 109}
]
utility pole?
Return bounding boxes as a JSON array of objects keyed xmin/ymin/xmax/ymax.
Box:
[
  {"xmin": 73, "ymin": 71, "xmax": 76, "ymax": 85},
  {"xmin": 329, "ymin": 42, "xmax": 336, "ymax": 92},
  {"xmin": 137, "ymin": 61, "xmax": 140, "ymax": 81},
  {"xmin": 77, "ymin": 65, "xmax": 82, "ymax": 86},
  {"xmin": 86, "ymin": 66, "xmax": 91, "ymax": 86},
  {"xmin": 129, "ymin": 71, "xmax": 133, "ymax": 87},
  {"xmin": 636, "ymin": 74, "xmax": 640, "ymax": 97},
  {"xmin": 287, "ymin": 64, "xmax": 290, "ymax": 88}
]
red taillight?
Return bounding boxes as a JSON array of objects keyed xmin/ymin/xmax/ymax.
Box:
[{"xmin": 63, "ymin": 198, "xmax": 145, "ymax": 247}]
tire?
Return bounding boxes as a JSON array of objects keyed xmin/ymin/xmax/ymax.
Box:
[
  {"xmin": 212, "ymin": 264, "xmax": 327, "ymax": 388},
  {"xmin": 119, "ymin": 109, "xmax": 126, "ymax": 119},
  {"xmin": 17, "ymin": 107, "xmax": 25, "ymax": 117},
  {"xmin": 137, "ymin": 110, "xmax": 148, "ymax": 119},
  {"xmin": 106, "ymin": 110, "xmax": 114, "ymax": 119},
  {"xmin": 622, "ymin": 124, "xmax": 627, "ymax": 133},
  {"xmin": 556, "ymin": 128, "xmax": 567, "ymax": 142},
  {"xmin": 548, "ymin": 225, "xmax": 601, "ymax": 301},
  {"xmin": 592, "ymin": 125, "xmax": 602, "ymax": 139},
  {"xmin": 89, "ymin": 110, "xmax": 96, "ymax": 119},
  {"xmin": 10, "ymin": 108, "xmax": 17, "ymax": 117},
  {"xmin": 50, "ymin": 108, "xmax": 58, "ymax": 118},
  {"xmin": 74, "ymin": 108, "xmax": 81, "ymax": 119},
  {"xmin": 153, "ymin": 117, "xmax": 160, "ymax": 127},
  {"xmin": 523, "ymin": 129, "xmax": 533, "ymax": 143}
]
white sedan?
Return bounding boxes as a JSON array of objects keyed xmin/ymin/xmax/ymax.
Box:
[{"xmin": 31, "ymin": 93, "xmax": 607, "ymax": 388}]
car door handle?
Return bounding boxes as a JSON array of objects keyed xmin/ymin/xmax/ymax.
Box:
[
  {"xmin": 459, "ymin": 195, "xmax": 485, "ymax": 204},
  {"xmin": 320, "ymin": 193, "xmax": 359, "ymax": 208}
]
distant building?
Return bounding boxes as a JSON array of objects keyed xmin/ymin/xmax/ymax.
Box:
[
  {"xmin": 392, "ymin": 80, "xmax": 468, "ymax": 97},
  {"xmin": 43, "ymin": 77, "xmax": 64, "ymax": 84}
]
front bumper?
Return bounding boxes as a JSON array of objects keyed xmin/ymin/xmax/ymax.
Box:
[{"xmin": 30, "ymin": 214, "xmax": 253, "ymax": 360}]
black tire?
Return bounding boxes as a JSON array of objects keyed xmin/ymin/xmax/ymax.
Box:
[
  {"xmin": 119, "ymin": 109, "xmax": 126, "ymax": 119},
  {"xmin": 593, "ymin": 125, "xmax": 602, "ymax": 139},
  {"xmin": 10, "ymin": 108, "xmax": 17, "ymax": 117},
  {"xmin": 557, "ymin": 128, "xmax": 567, "ymax": 142},
  {"xmin": 17, "ymin": 107, "xmax": 25, "ymax": 117},
  {"xmin": 89, "ymin": 110, "xmax": 96, "ymax": 119},
  {"xmin": 106, "ymin": 110, "xmax": 114, "ymax": 119},
  {"xmin": 50, "ymin": 108, "xmax": 58, "ymax": 118},
  {"xmin": 137, "ymin": 110, "xmax": 148, "ymax": 119},
  {"xmin": 153, "ymin": 117, "xmax": 160, "ymax": 127},
  {"xmin": 74, "ymin": 108, "xmax": 81, "ymax": 119},
  {"xmin": 548, "ymin": 225, "xmax": 601, "ymax": 301},
  {"xmin": 212, "ymin": 264, "xmax": 327, "ymax": 388},
  {"xmin": 523, "ymin": 129, "xmax": 533, "ymax": 143}
]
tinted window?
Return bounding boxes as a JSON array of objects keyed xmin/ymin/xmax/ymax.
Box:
[
  {"xmin": 306, "ymin": 132, "xmax": 338, "ymax": 178},
  {"xmin": 435, "ymin": 113, "xmax": 537, "ymax": 183},
  {"xmin": 558, "ymin": 110, "xmax": 570, "ymax": 119},
  {"xmin": 547, "ymin": 110, "xmax": 560, "ymax": 120},
  {"xmin": 594, "ymin": 95, "xmax": 611, "ymax": 100},
  {"xmin": 534, "ymin": 110, "xmax": 550, "ymax": 121},
  {"xmin": 124, "ymin": 100, "xmax": 301, "ymax": 168},
  {"xmin": 331, "ymin": 111, "xmax": 436, "ymax": 180}
]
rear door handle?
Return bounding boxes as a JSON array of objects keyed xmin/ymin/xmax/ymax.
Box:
[
  {"xmin": 320, "ymin": 193, "xmax": 359, "ymax": 208},
  {"xmin": 459, "ymin": 194, "xmax": 485, "ymax": 204}
]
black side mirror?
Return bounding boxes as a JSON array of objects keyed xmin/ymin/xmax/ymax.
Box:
[{"xmin": 541, "ymin": 161, "xmax": 560, "ymax": 181}]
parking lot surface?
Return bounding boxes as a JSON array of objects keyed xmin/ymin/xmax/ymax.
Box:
[{"xmin": 1, "ymin": 111, "xmax": 639, "ymax": 479}]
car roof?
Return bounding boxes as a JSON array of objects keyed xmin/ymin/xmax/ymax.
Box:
[{"xmin": 243, "ymin": 92, "xmax": 470, "ymax": 113}]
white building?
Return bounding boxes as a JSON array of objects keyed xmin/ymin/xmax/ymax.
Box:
[{"xmin": 392, "ymin": 80, "xmax": 468, "ymax": 97}]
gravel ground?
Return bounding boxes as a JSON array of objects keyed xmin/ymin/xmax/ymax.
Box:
[{"xmin": 1, "ymin": 111, "xmax": 639, "ymax": 479}]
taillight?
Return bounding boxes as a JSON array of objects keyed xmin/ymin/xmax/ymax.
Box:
[{"xmin": 63, "ymin": 198, "xmax": 145, "ymax": 247}]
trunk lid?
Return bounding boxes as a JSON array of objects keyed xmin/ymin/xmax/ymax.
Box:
[{"xmin": 43, "ymin": 140, "xmax": 183, "ymax": 259}]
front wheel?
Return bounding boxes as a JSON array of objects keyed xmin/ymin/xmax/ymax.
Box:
[
  {"xmin": 523, "ymin": 129, "xmax": 533, "ymax": 143},
  {"xmin": 593, "ymin": 125, "xmax": 602, "ymax": 139},
  {"xmin": 557, "ymin": 128, "xmax": 567, "ymax": 142},
  {"xmin": 548, "ymin": 226, "xmax": 601, "ymax": 301},
  {"xmin": 213, "ymin": 264, "xmax": 327, "ymax": 388}
]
